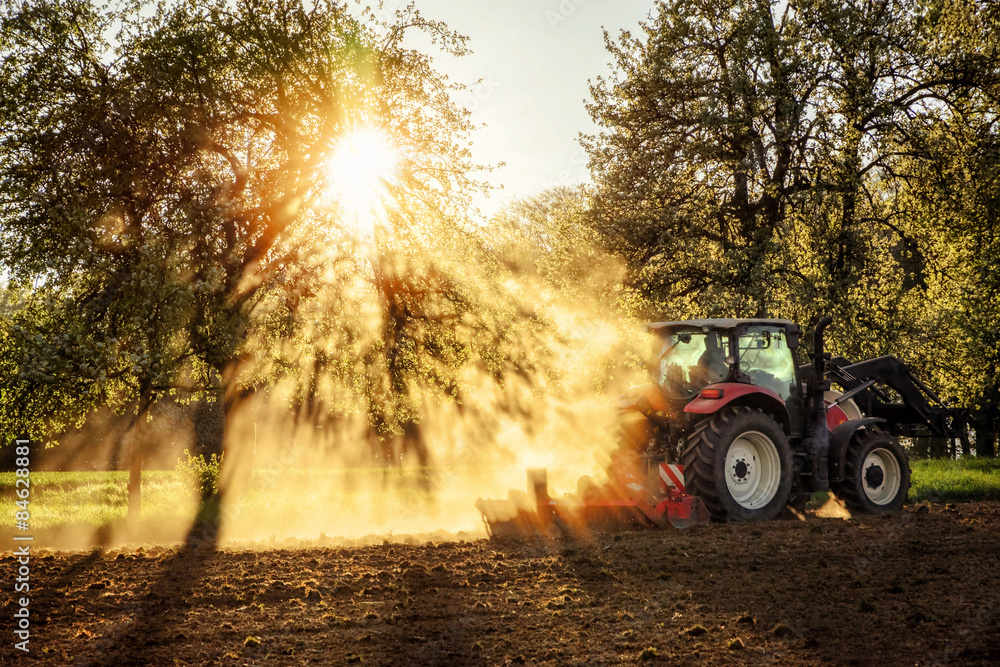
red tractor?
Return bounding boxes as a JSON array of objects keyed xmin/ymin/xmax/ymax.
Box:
[{"xmin": 477, "ymin": 316, "xmax": 969, "ymax": 533}]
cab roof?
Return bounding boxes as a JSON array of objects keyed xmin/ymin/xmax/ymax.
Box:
[{"xmin": 644, "ymin": 318, "xmax": 799, "ymax": 334}]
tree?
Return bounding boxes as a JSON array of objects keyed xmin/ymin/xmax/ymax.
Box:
[
  {"xmin": 481, "ymin": 187, "xmax": 650, "ymax": 395},
  {"xmin": 0, "ymin": 0, "xmax": 485, "ymax": 517},
  {"xmin": 885, "ymin": 0, "xmax": 1000, "ymax": 456},
  {"xmin": 484, "ymin": 187, "xmax": 626, "ymax": 307},
  {"xmin": 778, "ymin": 0, "xmax": 995, "ymax": 358},
  {"xmin": 581, "ymin": 0, "xmax": 1000, "ymax": 455},
  {"xmin": 583, "ymin": 0, "xmax": 989, "ymax": 320},
  {"xmin": 583, "ymin": 0, "xmax": 820, "ymax": 318}
]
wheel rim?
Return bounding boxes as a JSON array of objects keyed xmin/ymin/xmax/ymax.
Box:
[
  {"xmin": 861, "ymin": 448, "xmax": 902, "ymax": 505},
  {"xmin": 725, "ymin": 431, "xmax": 781, "ymax": 509}
]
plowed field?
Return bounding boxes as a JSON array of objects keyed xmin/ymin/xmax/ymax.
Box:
[{"xmin": 3, "ymin": 501, "xmax": 998, "ymax": 666}]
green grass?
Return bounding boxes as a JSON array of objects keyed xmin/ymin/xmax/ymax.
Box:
[
  {"xmin": 908, "ymin": 457, "xmax": 1000, "ymax": 503},
  {"xmin": 0, "ymin": 470, "xmax": 196, "ymax": 529},
  {"xmin": 0, "ymin": 467, "xmax": 435, "ymax": 532}
]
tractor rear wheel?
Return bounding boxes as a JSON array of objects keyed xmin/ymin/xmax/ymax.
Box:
[
  {"xmin": 835, "ymin": 430, "xmax": 910, "ymax": 514},
  {"xmin": 681, "ymin": 406, "xmax": 793, "ymax": 522}
]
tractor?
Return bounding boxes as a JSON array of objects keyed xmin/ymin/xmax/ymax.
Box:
[{"xmin": 476, "ymin": 316, "xmax": 969, "ymax": 533}]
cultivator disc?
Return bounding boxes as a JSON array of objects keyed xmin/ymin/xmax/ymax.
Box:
[{"xmin": 475, "ymin": 469, "xmax": 562, "ymax": 538}]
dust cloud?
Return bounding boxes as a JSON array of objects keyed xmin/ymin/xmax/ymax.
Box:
[
  {"xmin": 208, "ymin": 230, "xmax": 649, "ymax": 545},
  {"xmin": 814, "ymin": 493, "xmax": 852, "ymax": 520},
  {"xmin": 45, "ymin": 215, "xmax": 656, "ymax": 549}
]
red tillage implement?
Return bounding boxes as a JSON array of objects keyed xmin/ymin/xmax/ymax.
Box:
[{"xmin": 475, "ymin": 455, "xmax": 710, "ymax": 537}]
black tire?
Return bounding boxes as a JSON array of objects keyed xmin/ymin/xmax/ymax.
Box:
[
  {"xmin": 834, "ymin": 430, "xmax": 910, "ymax": 514},
  {"xmin": 681, "ymin": 406, "xmax": 793, "ymax": 522}
]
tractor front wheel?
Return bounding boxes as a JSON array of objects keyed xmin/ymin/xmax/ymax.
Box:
[
  {"xmin": 835, "ymin": 430, "xmax": 910, "ymax": 514},
  {"xmin": 681, "ymin": 406, "xmax": 793, "ymax": 522}
]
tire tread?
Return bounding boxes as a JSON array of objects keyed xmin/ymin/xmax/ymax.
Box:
[
  {"xmin": 834, "ymin": 429, "xmax": 910, "ymax": 515},
  {"xmin": 682, "ymin": 406, "xmax": 790, "ymax": 522}
]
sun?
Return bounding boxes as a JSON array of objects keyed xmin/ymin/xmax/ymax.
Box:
[{"xmin": 324, "ymin": 128, "xmax": 399, "ymax": 235}]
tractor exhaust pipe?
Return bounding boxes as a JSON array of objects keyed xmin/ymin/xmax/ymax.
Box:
[{"xmin": 812, "ymin": 316, "xmax": 834, "ymax": 492}]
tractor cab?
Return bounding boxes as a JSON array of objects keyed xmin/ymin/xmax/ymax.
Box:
[
  {"xmin": 645, "ymin": 319, "xmax": 807, "ymax": 440},
  {"xmin": 647, "ymin": 319, "xmax": 802, "ymax": 402}
]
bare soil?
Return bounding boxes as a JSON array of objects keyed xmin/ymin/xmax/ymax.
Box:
[{"xmin": 3, "ymin": 501, "xmax": 999, "ymax": 666}]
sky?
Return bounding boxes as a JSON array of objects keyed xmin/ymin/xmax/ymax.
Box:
[{"xmin": 389, "ymin": 0, "xmax": 657, "ymax": 218}]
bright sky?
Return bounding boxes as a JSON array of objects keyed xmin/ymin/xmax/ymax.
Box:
[{"xmin": 394, "ymin": 0, "xmax": 656, "ymax": 218}]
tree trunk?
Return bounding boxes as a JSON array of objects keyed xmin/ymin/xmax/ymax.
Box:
[
  {"xmin": 127, "ymin": 435, "xmax": 142, "ymax": 520},
  {"xmin": 222, "ymin": 388, "xmax": 255, "ymax": 495},
  {"xmin": 976, "ymin": 423, "xmax": 997, "ymax": 458},
  {"xmin": 911, "ymin": 436, "xmax": 949, "ymax": 459},
  {"xmin": 193, "ymin": 391, "xmax": 225, "ymax": 461},
  {"xmin": 186, "ymin": 391, "xmax": 226, "ymax": 549},
  {"xmin": 125, "ymin": 393, "xmax": 152, "ymax": 522}
]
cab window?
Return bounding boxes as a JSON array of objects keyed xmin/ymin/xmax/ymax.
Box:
[
  {"xmin": 659, "ymin": 331, "xmax": 730, "ymax": 399},
  {"xmin": 738, "ymin": 327, "xmax": 796, "ymax": 400}
]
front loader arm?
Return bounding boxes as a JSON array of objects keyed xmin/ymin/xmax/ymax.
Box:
[{"xmin": 827, "ymin": 355, "xmax": 968, "ymax": 439}]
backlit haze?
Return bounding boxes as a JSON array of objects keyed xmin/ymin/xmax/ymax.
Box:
[{"xmin": 25, "ymin": 0, "xmax": 660, "ymax": 549}]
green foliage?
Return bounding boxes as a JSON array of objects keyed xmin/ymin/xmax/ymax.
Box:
[
  {"xmin": 584, "ymin": 0, "xmax": 988, "ymax": 318},
  {"xmin": 0, "ymin": 470, "xmax": 195, "ymax": 529},
  {"xmin": 583, "ymin": 0, "xmax": 822, "ymax": 318},
  {"xmin": 577, "ymin": 0, "xmax": 1000, "ymax": 454},
  {"xmin": 175, "ymin": 448, "xmax": 224, "ymax": 499},
  {"xmin": 0, "ymin": 0, "xmax": 492, "ymax": 457},
  {"xmin": 484, "ymin": 187, "xmax": 625, "ymax": 307}
]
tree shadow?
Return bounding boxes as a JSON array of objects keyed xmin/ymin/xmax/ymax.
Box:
[
  {"xmin": 75, "ymin": 445, "xmax": 225, "ymax": 664},
  {"xmin": 76, "ymin": 536, "xmax": 219, "ymax": 666}
]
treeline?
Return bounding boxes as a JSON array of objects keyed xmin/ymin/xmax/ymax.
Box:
[{"xmin": 507, "ymin": 0, "xmax": 999, "ymax": 456}]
